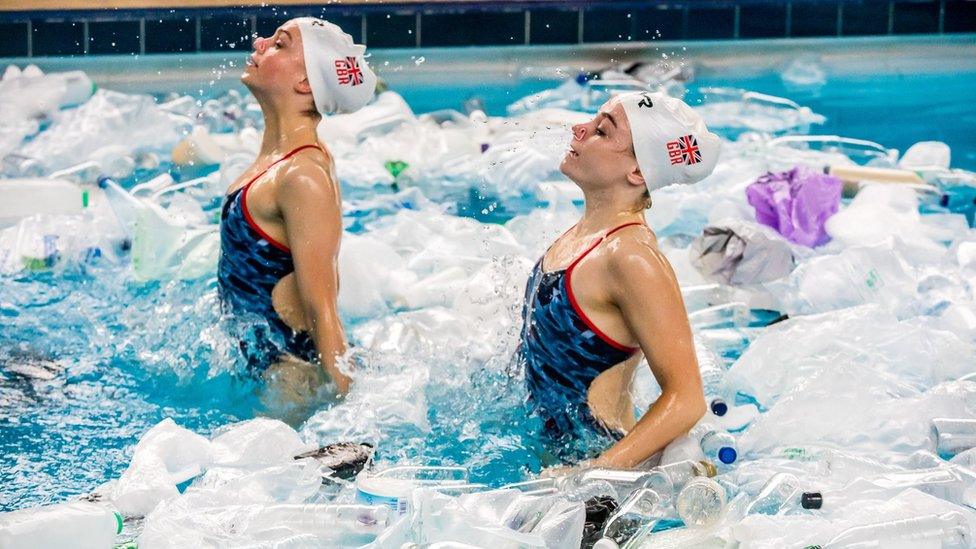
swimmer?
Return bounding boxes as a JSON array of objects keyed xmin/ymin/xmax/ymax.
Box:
[
  {"xmin": 218, "ymin": 18, "xmax": 375, "ymax": 401},
  {"xmin": 517, "ymin": 91, "xmax": 722, "ymax": 471}
]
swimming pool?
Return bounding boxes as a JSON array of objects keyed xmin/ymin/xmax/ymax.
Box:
[{"xmin": 1, "ymin": 35, "xmax": 975, "ymax": 543}]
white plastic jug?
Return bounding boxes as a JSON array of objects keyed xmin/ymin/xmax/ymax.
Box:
[{"xmin": 0, "ymin": 178, "xmax": 86, "ymax": 227}]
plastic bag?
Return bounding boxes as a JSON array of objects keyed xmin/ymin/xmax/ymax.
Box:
[
  {"xmin": 745, "ymin": 166, "xmax": 842, "ymax": 247},
  {"xmin": 690, "ymin": 219, "xmax": 796, "ymax": 285}
]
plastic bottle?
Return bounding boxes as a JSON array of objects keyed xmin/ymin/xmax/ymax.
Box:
[
  {"xmin": 51, "ymin": 70, "xmax": 96, "ymax": 108},
  {"xmin": 697, "ymin": 347, "xmax": 732, "ymax": 416},
  {"xmin": 710, "ymin": 403, "xmax": 760, "ymax": 433},
  {"xmin": 675, "ymin": 477, "xmax": 727, "ymax": 528},
  {"xmin": 356, "ymin": 466, "xmax": 467, "ymax": 516},
  {"xmin": 700, "ymin": 431, "xmax": 738, "ymax": 467},
  {"xmin": 238, "ymin": 503, "xmax": 390, "ymax": 542},
  {"xmin": 98, "ymin": 176, "xmax": 146, "ymax": 237},
  {"xmin": 661, "ymin": 424, "xmax": 737, "ymax": 469},
  {"xmin": 600, "ymin": 488, "xmax": 666, "ymax": 545},
  {"xmin": 776, "ymin": 446, "xmax": 898, "ymax": 481},
  {"xmin": 816, "ymin": 512, "xmax": 970, "ymax": 548},
  {"xmin": 562, "ymin": 460, "xmax": 716, "ymax": 505},
  {"xmin": 0, "ymin": 502, "xmax": 123, "ymax": 549},
  {"xmin": 933, "ymin": 417, "xmax": 976, "ymax": 458},
  {"xmin": 0, "ymin": 178, "xmax": 86, "ymax": 226},
  {"xmin": 744, "ymin": 472, "xmax": 801, "ymax": 515}
]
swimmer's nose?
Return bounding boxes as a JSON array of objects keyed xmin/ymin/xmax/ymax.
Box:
[
  {"xmin": 572, "ymin": 124, "xmax": 586, "ymax": 141},
  {"xmin": 252, "ymin": 36, "xmax": 268, "ymax": 53}
]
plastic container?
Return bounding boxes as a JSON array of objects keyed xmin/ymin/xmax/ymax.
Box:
[
  {"xmin": 355, "ymin": 466, "xmax": 467, "ymax": 517},
  {"xmin": 933, "ymin": 417, "xmax": 976, "ymax": 458},
  {"xmin": 0, "ymin": 502, "xmax": 122, "ymax": 549},
  {"xmin": 675, "ymin": 477, "xmax": 727, "ymax": 528},
  {"xmin": 601, "ymin": 488, "xmax": 665, "ymax": 545},
  {"xmin": 0, "ymin": 178, "xmax": 86, "ymax": 227}
]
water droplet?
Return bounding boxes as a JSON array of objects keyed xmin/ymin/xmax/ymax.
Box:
[{"xmin": 414, "ymin": 56, "xmax": 425, "ymax": 66}]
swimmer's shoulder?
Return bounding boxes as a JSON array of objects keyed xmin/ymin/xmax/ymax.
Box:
[
  {"xmin": 272, "ymin": 146, "xmax": 340, "ymax": 205},
  {"xmin": 603, "ymin": 224, "xmax": 675, "ymax": 290}
]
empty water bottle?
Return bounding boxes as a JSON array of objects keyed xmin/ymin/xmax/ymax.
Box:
[
  {"xmin": 744, "ymin": 472, "xmax": 801, "ymax": 515},
  {"xmin": 600, "ymin": 488, "xmax": 667, "ymax": 545},
  {"xmin": 700, "ymin": 431, "xmax": 738, "ymax": 467},
  {"xmin": 675, "ymin": 477, "xmax": 727, "ymax": 528},
  {"xmin": 661, "ymin": 423, "xmax": 737, "ymax": 470},
  {"xmin": 817, "ymin": 512, "xmax": 970, "ymax": 548},
  {"xmin": 933, "ymin": 417, "xmax": 976, "ymax": 458},
  {"xmin": 0, "ymin": 501, "xmax": 123, "ymax": 549},
  {"xmin": 562, "ymin": 460, "xmax": 715, "ymax": 505},
  {"xmin": 238, "ymin": 503, "xmax": 390, "ymax": 543}
]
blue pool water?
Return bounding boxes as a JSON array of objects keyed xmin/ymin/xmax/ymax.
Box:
[{"xmin": 2, "ymin": 47, "xmax": 975, "ymax": 513}]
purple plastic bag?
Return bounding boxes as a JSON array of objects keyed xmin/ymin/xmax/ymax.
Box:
[{"xmin": 745, "ymin": 166, "xmax": 842, "ymax": 247}]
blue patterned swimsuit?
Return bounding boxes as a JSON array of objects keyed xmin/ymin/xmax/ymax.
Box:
[
  {"xmin": 519, "ymin": 222, "xmax": 646, "ymax": 444},
  {"xmin": 218, "ymin": 144, "xmax": 323, "ymax": 372}
]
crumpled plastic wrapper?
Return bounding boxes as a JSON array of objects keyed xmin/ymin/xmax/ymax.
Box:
[{"xmin": 691, "ymin": 219, "xmax": 796, "ymax": 285}]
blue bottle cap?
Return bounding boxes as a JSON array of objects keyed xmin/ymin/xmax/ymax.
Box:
[
  {"xmin": 718, "ymin": 447, "xmax": 737, "ymax": 464},
  {"xmin": 710, "ymin": 399, "xmax": 728, "ymax": 417}
]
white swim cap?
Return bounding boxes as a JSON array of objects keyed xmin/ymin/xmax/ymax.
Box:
[
  {"xmin": 296, "ymin": 17, "xmax": 377, "ymax": 115},
  {"xmin": 619, "ymin": 91, "xmax": 721, "ymax": 192}
]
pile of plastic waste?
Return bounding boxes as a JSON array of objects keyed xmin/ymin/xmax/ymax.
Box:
[{"xmin": 2, "ymin": 62, "xmax": 976, "ymax": 549}]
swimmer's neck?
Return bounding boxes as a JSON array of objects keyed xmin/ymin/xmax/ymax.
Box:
[
  {"xmin": 574, "ymin": 186, "xmax": 646, "ymax": 235},
  {"xmin": 257, "ymin": 100, "xmax": 322, "ymax": 158}
]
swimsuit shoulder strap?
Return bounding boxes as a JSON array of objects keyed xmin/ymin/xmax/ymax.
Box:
[
  {"xmin": 241, "ymin": 143, "xmax": 324, "ymax": 190},
  {"xmin": 566, "ymin": 221, "xmax": 647, "ymax": 271}
]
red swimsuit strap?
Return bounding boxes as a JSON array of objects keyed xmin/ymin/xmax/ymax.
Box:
[
  {"xmin": 566, "ymin": 222, "xmax": 647, "ymax": 271},
  {"xmin": 563, "ymin": 221, "xmax": 647, "ymax": 353},
  {"xmin": 242, "ymin": 143, "xmax": 324, "ymax": 191},
  {"xmin": 238, "ymin": 143, "xmax": 324, "ymax": 253}
]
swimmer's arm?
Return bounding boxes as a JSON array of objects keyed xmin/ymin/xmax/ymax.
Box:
[
  {"xmin": 278, "ymin": 161, "xmax": 352, "ymax": 395},
  {"xmin": 593, "ymin": 241, "xmax": 706, "ymax": 468}
]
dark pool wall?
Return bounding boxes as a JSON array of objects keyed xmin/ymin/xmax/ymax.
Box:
[{"xmin": 0, "ymin": 0, "xmax": 974, "ymax": 58}]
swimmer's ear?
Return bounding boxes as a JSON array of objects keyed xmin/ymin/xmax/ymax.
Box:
[
  {"xmin": 626, "ymin": 164, "xmax": 647, "ymax": 189},
  {"xmin": 296, "ymin": 76, "xmax": 313, "ymax": 95}
]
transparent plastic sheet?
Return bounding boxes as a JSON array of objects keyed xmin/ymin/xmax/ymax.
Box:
[
  {"xmin": 727, "ymin": 304, "xmax": 975, "ymax": 408},
  {"xmin": 14, "ymin": 89, "xmax": 190, "ymax": 177},
  {"xmin": 694, "ymin": 87, "xmax": 826, "ymax": 136}
]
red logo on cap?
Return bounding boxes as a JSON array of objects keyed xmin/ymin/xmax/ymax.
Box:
[
  {"xmin": 335, "ymin": 57, "xmax": 363, "ymax": 86},
  {"xmin": 666, "ymin": 135, "xmax": 701, "ymax": 165}
]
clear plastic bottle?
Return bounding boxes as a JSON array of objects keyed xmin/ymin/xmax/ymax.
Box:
[
  {"xmin": 662, "ymin": 424, "xmax": 737, "ymax": 469},
  {"xmin": 0, "ymin": 501, "xmax": 123, "ymax": 549},
  {"xmin": 819, "ymin": 512, "xmax": 970, "ymax": 548},
  {"xmin": 700, "ymin": 431, "xmax": 738, "ymax": 467},
  {"xmin": 238, "ymin": 503, "xmax": 390, "ymax": 543},
  {"xmin": 562, "ymin": 460, "xmax": 716, "ymax": 505},
  {"xmin": 744, "ymin": 472, "xmax": 801, "ymax": 515},
  {"xmin": 675, "ymin": 477, "xmax": 727, "ymax": 528},
  {"xmin": 356, "ymin": 466, "xmax": 468, "ymax": 516},
  {"xmin": 933, "ymin": 417, "xmax": 976, "ymax": 458},
  {"xmin": 600, "ymin": 488, "xmax": 666, "ymax": 545}
]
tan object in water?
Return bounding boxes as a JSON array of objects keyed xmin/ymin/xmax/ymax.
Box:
[
  {"xmin": 170, "ymin": 127, "xmax": 225, "ymax": 167},
  {"xmin": 826, "ymin": 165, "xmax": 928, "ymax": 198}
]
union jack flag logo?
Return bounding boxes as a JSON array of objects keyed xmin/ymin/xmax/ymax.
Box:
[
  {"xmin": 335, "ymin": 56, "xmax": 363, "ymax": 86},
  {"xmin": 666, "ymin": 134, "xmax": 701, "ymax": 166}
]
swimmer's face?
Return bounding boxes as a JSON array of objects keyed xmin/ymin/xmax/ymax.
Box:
[
  {"xmin": 560, "ymin": 97, "xmax": 644, "ymax": 193},
  {"xmin": 242, "ymin": 20, "xmax": 313, "ymax": 106}
]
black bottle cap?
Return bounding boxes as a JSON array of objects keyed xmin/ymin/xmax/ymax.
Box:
[{"xmin": 801, "ymin": 491, "xmax": 823, "ymax": 510}]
